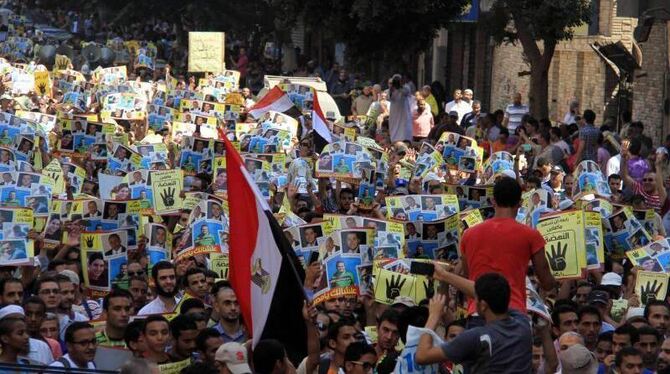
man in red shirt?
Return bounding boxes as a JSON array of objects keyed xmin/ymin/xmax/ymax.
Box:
[{"xmin": 458, "ymin": 176, "xmax": 555, "ymax": 316}]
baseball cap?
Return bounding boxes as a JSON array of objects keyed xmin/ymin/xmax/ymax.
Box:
[
  {"xmin": 215, "ymin": 343, "xmax": 252, "ymax": 374},
  {"xmin": 392, "ymin": 296, "xmax": 416, "ymax": 308},
  {"xmin": 657, "ymin": 147, "xmax": 668, "ymax": 155},
  {"xmin": 588, "ymin": 290, "xmax": 609, "ymax": 305},
  {"xmin": 559, "ymin": 344, "xmax": 599, "ymax": 374},
  {"xmin": 550, "ymin": 165, "xmax": 564, "ymax": 174},
  {"xmin": 601, "ymin": 272, "xmax": 622, "ymax": 287}
]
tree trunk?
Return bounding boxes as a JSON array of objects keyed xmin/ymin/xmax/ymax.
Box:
[{"xmin": 529, "ymin": 60, "xmax": 550, "ymax": 119}]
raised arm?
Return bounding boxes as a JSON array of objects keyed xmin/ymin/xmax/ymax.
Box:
[{"xmin": 655, "ymin": 156, "xmax": 668, "ymax": 204}]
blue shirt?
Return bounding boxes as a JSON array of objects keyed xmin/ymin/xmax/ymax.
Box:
[
  {"xmin": 579, "ymin": 124, "xmax": 600, "ymax": 162},
  {"xmin": 213, "ymin": 322, "xmax": 246, "ymax": 343}
]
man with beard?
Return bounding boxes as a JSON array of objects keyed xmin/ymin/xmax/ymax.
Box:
[
  {"xmin": 56, "ymin": 274, "xmax": 88, "ymax": 341},
  {"xmin": 139, "ymin": 261, "xmax": 180, "ymax": 315},
  {"xmin": 212, "ymin": 281, "xmax": 247, "ymax": 343},
  {"xmin": 0, "ymin": 312, "xmax": 31, "ymax": 366},
  {"xmin": 96, "ymin": 289, "xmax": 132, "ymax": 347},
  {"xmin": 49, "ymin": 322, "xmax": 97, "ymax": 369},
  {"xmin": 657, "ymin": 337, "xmax": 670, "ymax": 373}
]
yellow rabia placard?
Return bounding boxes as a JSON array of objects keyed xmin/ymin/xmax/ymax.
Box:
[
  {"xmin": 210, "ymin": 253, "xmax": 229, "ymax": 280},
  {"xmin": 43, "ymin": 159, "xmax": 65, "ymax": 195},
  {"xmin": 537, "ymin": 210, "xmax": 585, "ymax": 280},
  {"xmin": 635, "ymin": 271, "xmax": 669, "ymax": 306},
  {"xmin": 413, "ymin": 274, "xmax": 437, "ymax": 305},
  {"xmin": 374, "ymin": 268, "xmax": 415, "ymax": 305},
  {"xmin": 151, "ymin": 169, "xmax": 184, "ymax": 214},
  {"xmin": 34, "ymin": 71, "xmax": 51, "ymax": 97},
  {"xmin": 188, "ymin": 32, "xmax": 225, "ymax": 73},
  {"xmin": 158, "ymin": 358, "xmax": 190, "ymax": 374}
]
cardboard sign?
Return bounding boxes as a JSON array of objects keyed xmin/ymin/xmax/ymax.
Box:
[
  {"xmin": 537, "ymin": 211, "xmax": 585, "ymax": 279},
  {"xmin": 188, "ymin": 32, "xmax": 225, "ymax": 73},
  {"xmin": 636, "ymin": 271, "xmax": 669, "ymax": 306}
]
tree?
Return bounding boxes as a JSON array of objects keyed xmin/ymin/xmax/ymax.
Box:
[
  {"xmin": 485, "ymin": 0, "xmax": 591, "ymax": 118},
  {"xmin": 281, "ymin": 0, "xmax": 468, "ymax": 71}
]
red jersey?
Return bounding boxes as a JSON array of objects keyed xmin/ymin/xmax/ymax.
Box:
[{"xmin": 460, "ymin": 217, "xmax": 546, "ymax": 314}]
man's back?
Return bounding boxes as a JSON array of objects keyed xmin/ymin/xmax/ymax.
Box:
[
  {"xmin": 441, "ymin": 310, "xmax": 532, "ymax": 373},
  {"xmin": 579, "ymin": 123, "xmax": 599, "ymax": 162},
  {"xmin": 460, "ymin": 217, "xmax": 545, "ymax": 313}
]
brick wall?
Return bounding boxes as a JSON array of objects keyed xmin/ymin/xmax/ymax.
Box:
[{"xmin": 632, "ymin": 20, "xmax": 669, "ymax": 145}]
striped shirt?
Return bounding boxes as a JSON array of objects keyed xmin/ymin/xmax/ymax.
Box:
[
  {"xmin": 504, "ymin": 104, "xmax": 528, "ymax": 131},
  {"xmin": 634, "ymin": 182, "xmax": 663, "ymax": 212}
]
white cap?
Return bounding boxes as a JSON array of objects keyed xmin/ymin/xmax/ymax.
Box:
[
  {"xmin": 601, "ymin": 272, "xmax": 622, "ymax": 287},
  {"xmin": 215, "ymin": 343, "xmax": 252, "ymax": 374},
  {"xmin": 0, "ymin": 305, "xmax": 24, "ymax": 320},
  {"xmin": 59, "ymin": 270, "xmax": 80, "ymax": 285},
  {"xmin": 657, "ymin": 147, "xmax": 668, "ymax": 155}
]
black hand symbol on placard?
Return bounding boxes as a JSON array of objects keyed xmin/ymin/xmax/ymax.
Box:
[
  {"xmin": 424, "ymin": 279, "xmax": 435, "ymax": 299},
  {"xmin": 386, "ymin": 274, "xmax": 407, "ymax": 300},
  {"xmin": 641, "ymin": 280, "xmax": 662, "ymax": 305},
  {"xmin": 160, "ymin": 187, "xmax": 175, "ymax": 207},
  {"xmin": 37, "ymin": 82, "xmax": 47, "ymax": 95},
  {"xmin": 547, "ymin": 242, "xmax": 567, "ymax": 271},
  {"xmin": 85, "ymin": 236, "xmax": 94, "ymax": 248},
  {"xmin": 49, "ymin": 173, "xmax": 59, "ymax": 182}
]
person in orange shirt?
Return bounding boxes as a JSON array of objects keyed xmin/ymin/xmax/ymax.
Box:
[{"xmin": 492, "ymin": 127, "xmax": 510, "ymax": 153}]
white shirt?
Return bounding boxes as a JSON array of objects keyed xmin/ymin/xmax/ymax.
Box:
[
  {"xmin": 59, "ymin": 311, "xmax": 89, "ymax": 341},
  {"xmin": 444, "ymin": 100, "xmax": 472, "ymax": 125},
  {"xmin": 138, "ymin": 295, "xmax": 181, "ymax": 315},
  {"xmin": 19, "ymin": 338, "xmax": 54, "ymax": 365},
  {"xmin": 504, "ymin": 103, "xmax": 529, "ymax": 131},
  {"xmin": 49, "ymin": 353, "xmax": 96, "ymax": 369},
  {"xmin": 606, "ymin": 154, "xmax": 621, "ymax": 177}
]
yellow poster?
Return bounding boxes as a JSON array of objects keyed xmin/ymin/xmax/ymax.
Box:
[
  {"xmin": 188, "ymin": 32, "xmax": 225, "ymax": 73},
  {"xmin": 158, "ymin": 358, "xmax": 190, "ymax": 374},
  {"xmin": 151, "ymin": 170, "xmax": 184, "ymax": 214},
  {"xmin": 53, "ymin": 54, "xmax": 71, "ymax": 72},
  {"xmin": 34, "ymin": 71, "xmax": 51, "ymax": 97},
  {"xmin": 374, "ymin": 268, "xmax": 415, "ymax": 305},
  {"xmin": 537, "ymin": 211, "xmax": 585, "ymax": 279},
  {"xmin": 211, "ymin": 253, "xmax": 229, "ymax": 280},
  {"xmin": 43, "ymin": 159, "xmax": 65, "ymax": 195},
  {"xmin": 635, "ymin": 271, "xmax": 669, "ymax": 305}
]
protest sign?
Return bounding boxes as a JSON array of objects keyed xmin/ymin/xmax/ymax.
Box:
[
  {"xmin": 537, "ymin": 210, "xmax": 586, "ymax": 279},
  {"xmin": 188, "ymin": 32, "xmax": 225, "ymax": 73},
  {"xmin": 635, "ymin": 271, "xmax": 669, "ymax": 306}
]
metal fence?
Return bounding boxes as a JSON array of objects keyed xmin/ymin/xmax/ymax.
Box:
[{"xmin": 0, "ymin": 363, "xmax": 118, "ymax": 373}]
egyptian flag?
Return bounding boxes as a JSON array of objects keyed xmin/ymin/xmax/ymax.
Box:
[
  {"xmin": 311, "ymin": 91, "xmax": 333, "ymax": 153},
  {"xmin": 248, "ymin": 86, "xmax": 296, "ymax": 119},
  {"xmin": 223, "ymin": 135, "xmax": 307, "ymax": 363}
]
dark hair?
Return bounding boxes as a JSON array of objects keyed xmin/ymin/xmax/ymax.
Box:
[
  {"xmin": 47, "ymin": 259, "xmax": 67, "ymax": 271},
  {"xmin": 608, "ymin": 174, "xmax": 621, "ymax": 182},
  {"xmin": 339, "ymin": 188, "xmax": 354, "ymax": 199},
  {"xmin": 621, "ymin": 111, "xmax": 632, "ymax": 123},
  {"xmin": 103, "ymin": 288, "xmax": 132, "ymax": 311},
  {"xmin": 0, "ymin": 278, "xmax": 21, "ymax": 296},
  {"xmin": 551, "ymin": 304, "xmax": 577, "ymax": 327},
  {"xmin": 637, "ymin": 325, "xmax": 660, "ymax": 342},
  {"xmin": 499, "ymin": 127, "xmax": 509, "ymax": 137},
  {"xmin": 185, "ymin": 267, "xmax": 206, "ymax": 286},
  {"xmin": 124, "ymin": 319, "xmax": 145, "ymax": 350},
  {"xmin": 143, "ymin": 314, "xmax": 169, "ymax": 334},
  {"xmin": 549, "ymin": 127, "xmax": 561, "ymax": 139},
  {"xmin": 539, "ymin": 130, "xmax": 550, "ymax": 144},
  {"xmin": 196, "ymin": 328, "xmax": 221, "ymax": 353},
  {"xmin": 377, "ymin": 308, "xmax": 400, "ymax": 328},
  {"xmin": 151, "ymin": 261, "xmax": 174, "ymax": 280},
  {"xmin": 644, "ymin": 300, "xmax": 670, "ymax": 320},
  {"xmin": 493, "ymin": 177, "xmax": 522, "ymax": 208},
  {"xmin": 169, "ymin": 314, "xmax": 198, "ymax": 340},
  {"xmin": 88, "ymin": 252, "xmax": 104, "ymax": 265},
  {"xmin": 629, "ymin": 137, "xmax": 642, "ymax": 156},
  {"xmin": 474, "ymin": 273, "xmax": 510, "ymax": 314},
  {"xmin": 22, "ymin": 296, "xmax": 46, "ymax": 312},
  {"xmin": 179, "ymin": 362, "xmax": 219, "ymax": 374},
  {"xmin": 253, "ymin": 339, "xmax": 286, "ymax": 374},
  {"xmin": 64, "ymin": 321, "xmax": 93, "ymax": 343},
  {"xmin": 583, "ymin": 109, "xmax": 596, "ymax": 124},
  {"xmin": 211, "ymin": 280, "xmax": 233, "ymax": 299},
  {"xmin": 328, "ymin": 319, "xmax": 356, "ymax": 343},
  {"xmin": 33, "ymin": 276, "xmax": 58, "ymax": 295},
  {"xmin": 577, "ymin": 305, "xmax": 602, "ymax": 323},
  {"xmin": 344, "ymin": 341, "xmax": 376, "ymax": 362},
  {"xmin": 598, "ymin": 331, "xmax": 613, "ymax": 343},
  {"xmin": 204, "ymin": 270, "xmax": 218, "ymax": 279},
  {"xmin": 180, "ymin": 298, "xmax": 205, "ymax": 315},
  {"xmin": 615, "ymin": 346, "xmax": 642, "ymax": 368},
  {"xmin": 614, "ymin": 324, "xmax": 639, "ymax": 345}
]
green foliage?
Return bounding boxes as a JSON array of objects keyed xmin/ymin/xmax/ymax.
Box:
[{"xmin": 485, "ymin": 0, "xmax": 592, "ymax": 46}]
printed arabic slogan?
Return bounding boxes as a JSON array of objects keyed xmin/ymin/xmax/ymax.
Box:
[{"xmin": 188, "ymin": 32, "xmax": 225, "ymax": 73}]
